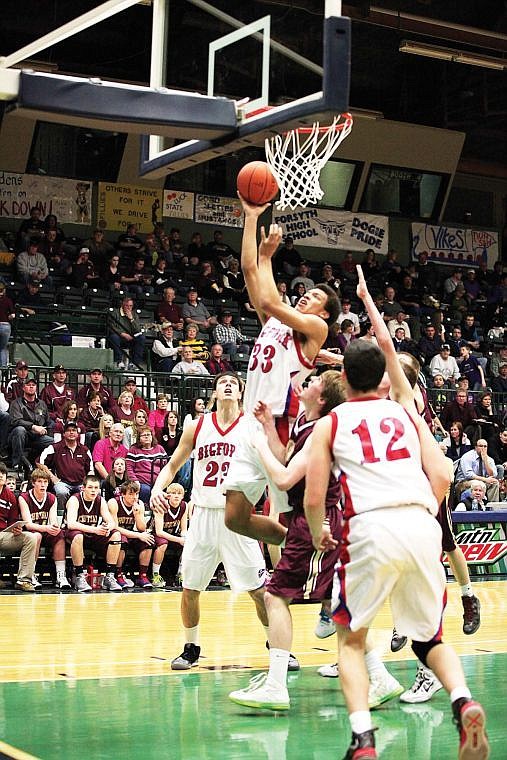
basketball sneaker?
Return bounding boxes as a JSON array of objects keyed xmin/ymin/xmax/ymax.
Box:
[
  {"xmin": 399, "ymin": 664, "xmax": 443, "ymax": 703},
  {"xmin": 462, "ymin": 595, "xmax": 481, "ymax": 635},
  {"xmin": 390, "ymin": 627, "xmax": 408, "ymax": 652},
  {"xmin": 15, "ymin": 580, "xmax": 35, "ymax": 592},
  {"xmin": 151, "ymin": 573, "xmax": 166, "ymax": 589},
  {"xmin": 103, "ymin": 573, "xmax": 123, "ymax": 592},
  {"xmin": 171, "ymin": 643, "xmax": 200, "ymax": 670},
  {"xmin": 116, "ymin": 573, "xmax": 134, "ymax": 589},
  {"xmin": 342, "ymin": 729, "xmax": 377, "ymax": 759},
  {"xmin": 55, "ymin": 572, "xmax": 71, "ymax": 589},
  {"xmin": 136, "ymin": 573, "xmax": 152, "ymax": 589},
  {"xmin": 74, "ymin": 572, "xmax": 92, "ymax": 592},
  {"xmin": 368, "ymin": 671, "xmax": 404, "ymax": 709},
  {"xmin": 452, "ymin": 698, "xmax": 489, "ymax": 760},
  {"xmin": 229, "ymin": 672, "xmax": 290, "ymax": 711},
  {"xmin": 318, "ymin": 662, "xmax": 339, "ymax": 678},
  {"xmin": 314, "ymin": 609, "xmax": 336, "ymax": 639},
  {"xmin": 31, "ymin": 574, "xmax": 42, "ymax": 589}
]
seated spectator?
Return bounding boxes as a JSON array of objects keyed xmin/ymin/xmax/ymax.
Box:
[
  {"xmin": 382, "ymin": 249, "xmax": 402, "ymax": 282},
  {"xmin": 472, "ymin": 392, "xmax": 501, "ymax": 447},
  {"xmin": 116, "ymin": 223, "xmax": 144, "ymax": 260},
  {"xmin": 450, "ymin": 283, "xmax": 468, "ymax": 320},
  {"xmin": 336, "ymin": 319, "xmax": 356, "ymax": 353},
  {"xmin": 160, "ymin": 410, "xmax": 182, "ymax": 458},
  {"xmin": 320, "ymin": 263, "xmax": 341, "ymax": 295},
  {"xmin": 397, "ymin": 274, "xmax": 421, "ymax": 319},
  {"xmin": 461, "ymin": 314, "xmax": 481, "ymax": 351},
  {"xmin": 0, "ymin": 283, "xmax": 15, "ymax": 367},
  {"xmin": 222, "ymin": 258, "xmax": 247, "ymax": 304},
  {"xmin": 107, "ymin": 479, "xmax": 155, "ymax": 588},
  {"xmin": 102, "ymin": 456, "xmax": 128, "ymax": 501},
  {"xmin": 77, "ymin": 368, "xmax": 115, "ymax": 414},
  {"xmin": 168, "ymin": 227, "xmax": 186, "ymax": 260},
  {"xmin": 454, "ymin": 480, "xmax": 488, "ymax": 512},
  {"xmin": 0, "ymin": 462, "xmax": 39, "ymax": 591},
  {"xmin": 78, "ymin": 392, "xmax": 103, "ymax": 449},
  {"xmin": 206, "ymin": 229, "xmax": 237, "ymax": 263},
  {"xmin": 101, "ymin": 253, "xmax": 122, "ymax": 292},
  {"xmin": 108, "ymin": 295, "xmax": 146, "ymax": 369},
  {"xmin": 63, "ymin": 473, "xmax": 122, "ymax": 592},
  {"xmin": 212, "ymin": 310, "xmax": 250, "ymax": 359},
  {"xmin": 151, "ymin": 322, "xmax": 180, "ymax": 372},
  {"xmin": 16, "ymin": 207, "xmax": 45, "ymax": 251},
  {"xmin": 67, "ymin": 247, "xmax": 100, "ymax": 289},
  {"xmin": 457, "ymin": 345, "xmax": 486, "ymax": 390},
  {"xmin": 490, "ymin": 346, "xmax": 507, "ymax": 378},
  {"xmin": 359, "ymin": 321, "xmax": 378, "ymax": 346},
  {"xmin": 491, "ymin": 362, "xmax": 507, "ymax": 393},
  {"xmin": 123, "ymin": 378, "xmax": 149, "ymax": 414},
  {"xmin": 338, "ymin": 251, "xmax": 357, "ymax": 281},
  {"xmin": 392, "ymin": 326, "xmax": 411, "ymax": 353},
  {"xmin": 172, "ymin": 347, "xmax": 209, "ymax": 376},
  {"xmin": 152, "ymin": 257, "xmax": 174, "ymax": 293},
  {"xmin": 429, "ymin": 344, "xmax": 460, "ymax": 386},
  {"xmin": 443, "ymin": 269, "xmax": 463, "ymax": 298},
  {"xmin": 18, "ymin": 467, "xmax": 70, "ymax": 588},
  {"xmin": 123, "ymin": 408, "xmax": 149, "ymax": 450},
  {"xmin": 126, "ymin": 427, "xmax": 166, "ymax": 504},
  {"xmin": 148, "ymin": 394, "xmax": 169, "ymax": 443},
  {"xmin": 196, "ymin": 261, "xmax": 223, "ymax": 297},
  {"xmin": 489, "ymin": 428, "xmax": 507, "ymax": 468},
  {"xmin": 112, "ymin": 390, "xmax": 136, "ymax": 430},
  {"xmin": 448, "ymin": 325, "xmax": 467, "ymax": 358},
  {"xmin": 440, "ymin": 388, "xmax": 477, "ymax": 432},
  {"xmin": 360, "ymin": 249, "xmax": 380, "ymax": 280},
  {"xmin": 83, "ymin": 228, "xmax": 115, "ymax": 259},
  {"xmin": 274, "ymin": 236, "xmax": 301, "ymax": 276},
  {"xmin": 382, "ymin": 285, "xmax": 404, "ymax": 324},
  {"xmin": 418, "ymin": 323, "xmax": 443, "ymax": 365},
  {"xmin": 121, "ymin": 256, "xmax": 153, "ymax": 297},
  {"xmin": 415, "ymin": 250, "xmax": 438, "ymax": 293},
  {"xmin": 290, "ymin": 261, "xmax": 314, "ymax": 292},
  {"xmin": 455, "ymin": 438, "xmax": 500, "ymax": 502},
  {"xmin": 276, "ymin": 281, "xmax": 291, "ymax": 306},
  {"xmin": 178, "ymin": 323, "xmax": 210, "ymax": 363},
  {"xmin": 336, "ymin": 299, "xmax": 360, "ymax": 336},
  {"xmin": 53, "ymin": 400, "xmax": 86, "ymax": 445},
  {"xmin": 290, "ymin": 281, "xmax": 306, "ymax": 307},
  {"xmin": 205, "ymin": 343, "xmax": 234, "ymax": 375},
  {"xmin": 8, "ymin": 377, "xmax": 53, "ymax": 473},
  {"xmin": 16, "ymin": 238, "xmax": 51, "ymax": 286},
  {"xmin": 463, "ymin": 269, "xmax": 484, "ymax": 300},
  {"xmin": 155, "ymin": 286, "xmax": 183, "ymax": 329},
  {"xmin": 43, "ymin": 214, "xmax": 65, "ymax": 246},
  {"xmin": 387, "ymin": 310, "xmax": 411, "ymax": 339},
  {"xmin": 181, "ymin": 286, "xmax": 217, "ymax": 332},
  {"xmin": 151, "ymin": 482, "xmax": 187, "ymax": 588},
  {"xmin": 441, "ymin": 421, "xmax": 472, "ymax": 462},
  {"xmin": 92, "ymin": 423, "xmax": 127, "ymax": 481},
  {"xmin": 15, "ymin": 278, "xmax": 45, "ymax": 315},
  {"xmin": 40, "ymin": 365, "xmax": 76, "ymax": 421},
  {"xmin": 5, "ymin": 360, "xmax": 29, "ymax": 402},
  {"xmin": 39, "ymin": 421, "xmax": 93, "ymax": 513},
  {"xmin": 38, "ymin": 229, "xmax": 65, "ymax": 269},
  {"xmin": 187, "ymin": 231, "xmax": 206, "ymax": 262}
]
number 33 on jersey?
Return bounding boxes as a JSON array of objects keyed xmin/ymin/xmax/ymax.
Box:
[
  {"xmin": 191, "ymin": 412, "xmax": 246, "ymax": 508},
  {"xmin": 329, "ymin": 397, "xmax": 438, "ymax": 519}
]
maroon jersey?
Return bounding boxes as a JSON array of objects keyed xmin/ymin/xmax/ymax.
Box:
[
  {"xmin": 20, "ymin": 489, "xmax": 56, "ymax": 525},
  {"xmin": 287, "ymin": 413, "xmax": 340, "ymax": 514},
  {"xmin": 76, "ymin": 383, "xmax": 114, "ymax": 411},
  {"xmin": 40, "ymin": 383, "xmax": 76, "ymax": 420},
  {"xmin": 0, "ymin": 486, "xmax": 19, "ymax": 529},
  {"xmin": 63, "ymin": 491, "xmax": 102, "ymax": 528},
  {"xmin": 113, "ymin": 494, "xmax": 137, "ymax": 531},
  {"xmin": 162, "ymin": 500, "xmax": 186, "ymax": 535}
]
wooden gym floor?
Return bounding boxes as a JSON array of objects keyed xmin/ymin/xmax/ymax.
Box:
[{"xmin": 0, "ymin": 578, "xmax": 505, "ymax": 759}]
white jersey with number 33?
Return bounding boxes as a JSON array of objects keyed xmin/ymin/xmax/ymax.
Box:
[
  {"xmin": 191, "ymin": 411, "xmax": 246, "ymax": 509},
  {"xmin": 329, "ymin": 397, "xmax": 438, "ymax": 518},
  {"xmin": 244, "ymin": 316, "xmax": 314, "ymax": 417}
]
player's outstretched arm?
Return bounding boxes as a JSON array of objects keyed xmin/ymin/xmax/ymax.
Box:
[
  {"xmin": 253, "ymin": 400, "xmax": 286, "ymax": 462},
  {"xmin": 304, "ymin": 415, "xmax": 337, "ymax": 551},
  {"xmin": 253, "ymin": 425, "xmax": 310, "ymax": 491},
  {"xmin": 239, "ymin": 194, "xmax": 271, "ymax": 323},
  {"xmin": 150, "ymin": 421, "xmax": 197, "ymax": 510}
]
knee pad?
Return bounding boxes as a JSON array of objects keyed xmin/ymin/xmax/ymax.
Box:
[{"xmin": 411, "ymin": 637, "xmax": 443, "ymax": 668}]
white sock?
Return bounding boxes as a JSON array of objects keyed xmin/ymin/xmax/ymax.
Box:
[
  {"xmin": 350, "ymin": 710, "xmax": 372, "ymax": 734},
  {"xmin": 55, "ymin": 561, "xmax": 66, "ymax": 574},
  {"xmin": 450, "ymin": 686, "xmax": 472, "ymax": 703},
  {"xmin": 461, "ymin": 583, "xmax": 473, "ymax": 597},
  {"xmin": 267, "ymin": 648, "xmax": 290, "ymax": 687},
  {"xmin": 365, "ymin": 649, "xmax": 386, "ymax": 679},
  {"xmin": 184, "ymin": 625, "xmax": 199, "ymax": 646},
  {"xmin": 152, "ymin": 563, "xmax": 161, "ymax": 575}
]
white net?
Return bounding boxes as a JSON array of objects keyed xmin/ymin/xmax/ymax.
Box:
[{"xmin": 265, "ymin": 113, "xmax": 353, "ymax": 211}]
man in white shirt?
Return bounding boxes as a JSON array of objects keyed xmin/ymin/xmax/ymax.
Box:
[
  {"xmin": 336, "ymin": 299, "xmax": 360, "ymax": 336},
  {"xmin": 387, "ymin": 310, "xmax": 411, "ymax": 339},
  {"xmin": 429, "ymin": 344, "xmax": 460, "ymax": 386},
  {"xmin": 172, "ymin": 347, "xmax": 209, "ymax": 376}
]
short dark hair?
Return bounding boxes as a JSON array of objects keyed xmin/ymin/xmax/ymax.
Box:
[
  {"xmin": 343, "ymin": 341, "xmax": 386, "ymax": 393},
  {"xmin": 83, "ymin": 474, "xmax": 100, "ymax": 487},
  {"xmin": 212, "ymin": 371, "xmax": 244, "ymax": 394},
  {"xmin": 314, "ymin": 283, "xmax": 340, "ymax": 325}
]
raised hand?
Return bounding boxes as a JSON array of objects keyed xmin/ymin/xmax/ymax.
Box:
[
  {"xmin": 237, "ymin": 192, "xmax": 270, "ymax": 218},
  {"xmin": 356, "ymin": 264, "xmax": 368, "ymax": 301},
  {"xmin": 253, "ymin": 400, "xmax": 274, "ymax": 428},
  {"xmin": 259, "ymin": 223, "xmax": 283, "ymax": 260}
]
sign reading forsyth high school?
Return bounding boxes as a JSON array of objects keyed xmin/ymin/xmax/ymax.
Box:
[{"xmin": 272, "ymin": 208, "xmax": 389, "ymax": 254}]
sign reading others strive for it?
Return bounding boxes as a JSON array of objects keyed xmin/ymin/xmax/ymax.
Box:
[
  {"xmin": 0, "ymin": 171, "xmax": 93, "ymax": 224},
  {"xmin": 97, "ymin": 182, "xmax": 163, "ymax": 232},
  {"xmin": 272, "ymin": 207, "xmax": 389, "ymax": 254}
]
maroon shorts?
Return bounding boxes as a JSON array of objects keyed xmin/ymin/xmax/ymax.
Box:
[
  {"xmin": 40, "ymin": 530, "xmax": 65, "ymax": 550},
  {"xmin": 65, "ymin": 530, "xmax": 113, "ymax": 556},
  {"xmin": 436, "ymin": 498, "xmax": 456, "ymax": 554},
  {"xmin": 267, "ymin": 506, "xmax": 342, "ymax": 602},
  {"xmin": 121, "ymin": 536, "xmax": 151, "ymax": 554}
]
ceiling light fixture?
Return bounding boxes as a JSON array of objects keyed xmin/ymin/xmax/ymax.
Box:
[{"xmin": 399, "ymin": 40, "xmax": 507, "ymax": 71}]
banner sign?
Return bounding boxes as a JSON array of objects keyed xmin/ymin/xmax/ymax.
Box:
[
  {"xmin": 411, "ymin": 222, "xmax": 499, "ymax": 268},
  {"xmin": 194, "ymin": 194, "xmax": 244, "ymax": 227},
  {"xmin": 97, "ymin": 182, "xmax": 163, "ymax": 232},
  {"xmin": 444, "ymin": 527, "xmax": 507, "ymax": 568},
  {"xmin": 0, "ymin": 171, "xmax": 93, "ymax": 224},
  {"xmin": 162, "ymin": 190, "xmax": 194, "ymax": 220},
  {"xmin": 271, "ymin": 208, "xmax": 389, "ymax": 254}
]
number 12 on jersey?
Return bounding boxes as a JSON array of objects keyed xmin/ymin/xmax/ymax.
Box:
[{"xmin": 351, "ymin": 417, "xmax": 411, "ymax": 465}]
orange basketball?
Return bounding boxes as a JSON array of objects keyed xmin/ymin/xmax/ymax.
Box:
[{"xmin": 237, "ymin": 161, "xmax": 279, "ymax": 205}]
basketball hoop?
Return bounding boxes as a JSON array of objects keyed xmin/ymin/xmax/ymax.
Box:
[{"xmin": 265, "ymin": 113, "xmax": 353, "ymax": 211}]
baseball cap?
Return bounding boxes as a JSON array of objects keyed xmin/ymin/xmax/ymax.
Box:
[
  {"xmin": 160, "ymin": 321, "xmax": 172, "ymax": 329},
  {"xmin": 28, "ymin": 237, "xmax": 39, "ymax": 246},
  {"xmin": 15, "ymin": 360, "xmax": 28, "ymax": 370},
  {"xmin": 441, "ymin": 344, "xmax": 450, "ymax": 350},
  {"xmin": 53, "ymin": 364, "xmax": 66, "ymax": 372},
  {"xmin": 64, "ymin": 421, "xmax": 78, "ymax": 430},
  {"xmin": 221, "ymin": 310, "xmax": 232, "ymax": 316},
  {"xmin": 80, "ymin": 246, "xmax": 90, "ymax": 254},
  {"xmin": 90, "ymin": 368, "xmax": 103, "ymax": 373},
  {"xmin": 188, "ymin": 286, "xmax": 198, "ymax": 293},
  {"xmin": 125, "ymin": 377, "xmax": 137, "ymax": 384},
  {"xmin": 23, "ymin": 376, "xmax": 37, "ymax": 385}
]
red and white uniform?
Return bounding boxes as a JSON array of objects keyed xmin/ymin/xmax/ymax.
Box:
[
  {"xmin": 182, "ymin": 411, "xmax": 266, "ymax": 593},
  {"xmin": 329, "ymin": 396, "xmax": 445, "ymax": 642}
]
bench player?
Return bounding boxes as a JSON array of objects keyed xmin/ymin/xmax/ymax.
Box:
[
  {"xmin": 304, "ymin": 339, "xmax": 489, "ymax": 760},
  {"xmin": 107, "ymin": 480, "xmax": 155, "ymax": 589},
  {"xmin": 150, "ymin": 372, "xmax": 273, "ymax": 671},
  {"xmin": 224, "ymin": 197, "xmax": 340, "ymax": 545}
]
